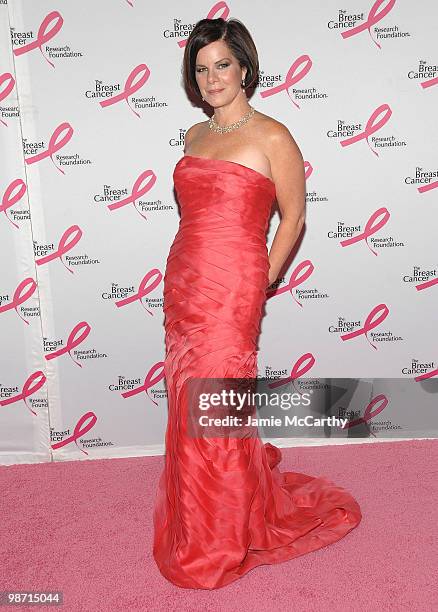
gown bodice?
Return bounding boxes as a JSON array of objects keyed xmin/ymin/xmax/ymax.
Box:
[{"xmin": 173, "ymin": 154, "xmax": 276, "ymax": 237}]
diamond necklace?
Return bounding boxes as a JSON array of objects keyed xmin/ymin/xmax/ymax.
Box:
[{"xmin": 208, "ymin": 105, "xmax": 255, "ymax": 134}]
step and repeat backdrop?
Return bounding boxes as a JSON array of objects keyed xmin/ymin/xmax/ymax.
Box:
[{"xmin": 0, "ymin": 0, "xmax": 437, "ymax": 465}]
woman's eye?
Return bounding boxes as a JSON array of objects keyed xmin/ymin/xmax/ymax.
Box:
[{"xmin": 196, "ymin": 63, "xmax": 229, "ymax": 73}]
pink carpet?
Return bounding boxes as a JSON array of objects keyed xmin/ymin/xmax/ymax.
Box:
[{"xmin": 0, "ymin": 439, "xmax": 436, "ymax": 611}]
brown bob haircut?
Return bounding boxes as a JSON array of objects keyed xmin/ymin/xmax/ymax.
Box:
[{"xmin": 182, "ymin": 18, "xmax": 259, "ymax": 98}]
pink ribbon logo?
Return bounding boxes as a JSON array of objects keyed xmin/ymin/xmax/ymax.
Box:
[
  {"xmin": 0, "ymin": 277, "xmax": 37, "ymax": 325},
  {"xmin": 421, "ymin": 75, "xmax": 438, "ymax": 89},
  {"xmin": 266, "ymin": 260, "xmax": 314, "ymax": 306},
  {"xmin": 339, "ymin": 207, "xmax": 390, "ymax": 256},
  {"xmin": 416, "ymin": 276, "xmax": 438, "ymax": 291},
  {"xmin": 13, "ymin": 10, "xmax": 64, "ymax": 68},
  {"xmin": 115, "ymin": 269, "xmax": 162, "ymax": 315},
  {"xmin": 0, "ymin": 370, "xmax": 46, "ymax": 416},
  {"xmin": 99, "ymin": 64, "xmax": 150, "ymax": 118},
  {"xmin": 341, "ymin": 0, "xmax": 396, "ymax": 49},
  {"xmin": 340, "ymin": 104, "xmax": 392, "ymax": 157},
  {"xmin": 178, "ymin": 2, "xmax": 230, "ymax": 47},
  {"xmin": 0, "ymin": 72, "xmax": 15, "ymax": 126},
  {"xmin": 121, "ymin": 361, "xmax": 165, "ymax": 406},
  {"xmin": 45, "ymin": 321, "xmax": 91, "ymax": 367},
  {"xmin": 107, "ymin": 170, "xmax": 156, "ymax": 217},
  {"xmin": 415, "ymin": 366, "xmax": 438, "ymax": 381},
  {"xmin": 342, "ymin": 393, "xmax": 388, "ymax": 437},
  {"xmin": 1, "ymin": 178, "xmax": 27, "ymax": 229},
  {"xmin": 260, "ymin": 55, "xmax": 312, "ymax": 109},
  {"xmin": 51, "ymin": 411, "xmax": 97, "ymax": 456},
  {"xmin": 35, "ymin": 224, "xmax": 82, "ymax": 274},
  {"xmin": 418, "ymin": 180, "xmax": 438, "ymax": 194},
  {"xmin": 268, "ymin": 353, "xmax": 316, "ymax": 394},
  {"xmin": 304, "ymin": 161, "xmax": 313, "ymax": 180},
  {"xmin": 25, "ymin": 122, "xmax": 74, "ymax": 174},
  {"xmin": 340, "ymin": 303, "xmax": 389, "ymax": 350}
]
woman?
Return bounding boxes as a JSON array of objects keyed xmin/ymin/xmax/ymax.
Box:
[{"xmin": 153, "ymin": 17, "xmax": 362, "ymax": 590}]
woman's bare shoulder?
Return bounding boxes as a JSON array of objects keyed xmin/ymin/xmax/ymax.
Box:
[
  {"xmin": 184, "ymin": 120, "xmax": 208, "ymax": 148},
  {"xmin": 254, "ymin": 110, "xmax": 295, "ymax": 140},
  {"xmin": 255, "ymin": 111, "xmax": 303, "ymax": 160}
]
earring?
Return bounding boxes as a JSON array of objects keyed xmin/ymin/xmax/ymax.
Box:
[{"xmin": 241, "ymin": 78, "xmax": 245, "ymax": 89}]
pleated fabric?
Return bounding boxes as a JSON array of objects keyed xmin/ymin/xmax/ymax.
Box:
[{"xmin": 152, "ymin": 154, "xmax": 362, "ymax": 590}]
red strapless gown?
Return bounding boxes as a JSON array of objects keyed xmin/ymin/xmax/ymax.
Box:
[{"xmin": 153, "ymin": 154, "xmax": 362, "ymax": 590}]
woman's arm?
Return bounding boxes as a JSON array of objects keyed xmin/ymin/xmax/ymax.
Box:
[{"xmin": 266, "ymin": 123, "xmax": 306, "ymax": 286}]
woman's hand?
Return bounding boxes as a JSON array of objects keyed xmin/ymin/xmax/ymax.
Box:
[{"xmin": 267, "ymin": 266, "xmax": 278, "ymax": 288}]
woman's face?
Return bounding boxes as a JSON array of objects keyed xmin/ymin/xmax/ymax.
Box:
[{"xmin": 195, "ymin": 40, "xmax": 247, "ymax": 106}]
